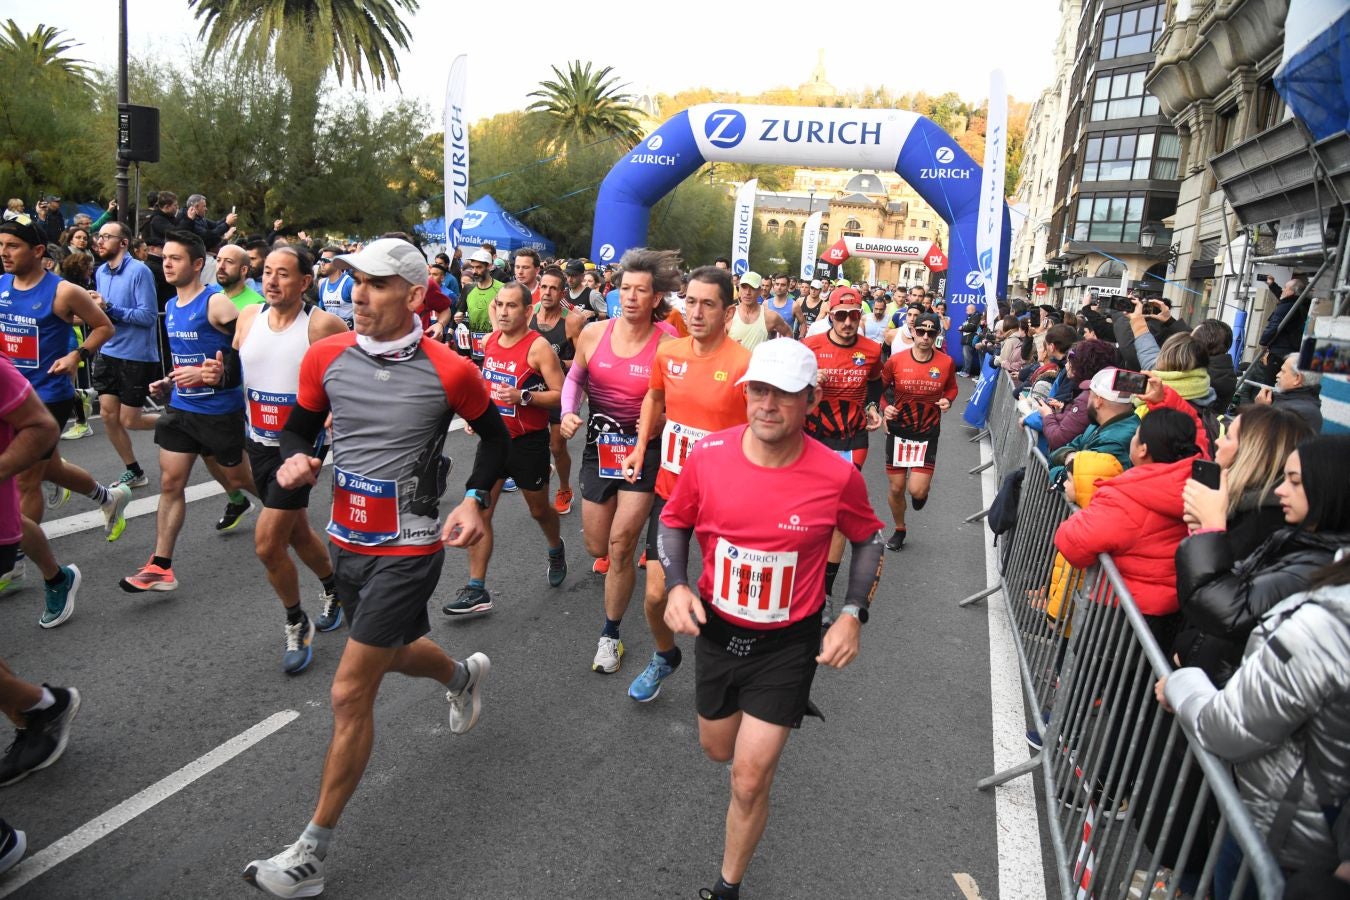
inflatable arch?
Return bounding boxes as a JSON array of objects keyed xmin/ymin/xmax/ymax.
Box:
[{"xmin": 591, "ymin": 104, "xmax": 1011, "ymax": 350}]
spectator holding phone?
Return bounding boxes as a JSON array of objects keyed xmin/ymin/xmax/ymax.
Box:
[
  {"xmin": 1021, "ymin": 338, "xmax": 1119, "ymax": 452},
  {"xmin": 1256, "ymin": 353, "xmax": 1324, "ymax": 433},
  {"xmin": 1192, "ymin": 319, "xmax": 1237, "ymax": 411},
  {"xmin": 1174, "ymin": 434, "xmax": 1350, "ymax": 687},
  {"xmin": 1048, "ymin": 367, "xmax": 1143, "ymax": 484}
]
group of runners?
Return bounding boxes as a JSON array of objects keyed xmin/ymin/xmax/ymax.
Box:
[{"xmin": 0, "ymin": 215, "xmax": 971, "ymax": 897}]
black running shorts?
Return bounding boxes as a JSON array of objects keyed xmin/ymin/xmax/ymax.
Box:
[
  {"xmin": 91, "ymin": 354, "xmax": 159, "ymax": 408},
  {"xmin": 329, "ymin": 545, "xmax": 444, "ymax": 648},
  {"xmin": 695, "ymin": 607, "xmax": 822, "ymax": 729},
  {"xmin": 154, "ymin": 405, "xmax": 246, "ymax": 467},
  {"xmin": 247, "ymin": 439, "xmax": 326, "ymax": 511},
  {"xmin": 503, "ymin": 428, "xmax": 551, "ymax": 493},
  {"xmin": 578, "ymin": 436, "xmax": 659, "ymax": 504}
]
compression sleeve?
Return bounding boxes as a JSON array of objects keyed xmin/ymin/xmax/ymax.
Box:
[
  {"xmin": 219, "ymin": 347, "xmax": 243, "ymax": 389},
  {"xmin": 866, "ymin": 377, "xmax": 884, "ymax": 407},
  {"xmin": 845, "ymin": 531, "xmax": 885, "ymax": 608},
  {"xmin": 657, "ymin": 522, "xmax": 693, "ymax": 590},
  {"xmin": 561, "ymin": 358, "xmax": 588, "ymax": 416},
  {"xmin": 280, "ymin": 405, "xmax": 327, "ymax": 461},
  {"xmin": 463, "ymin": 402, "xmax": 510, "ymax": 492}
]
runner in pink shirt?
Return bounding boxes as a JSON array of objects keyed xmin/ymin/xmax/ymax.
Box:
[{"xmin": 658, "ymin": 338, "xmax": 885, "ymax": 900}]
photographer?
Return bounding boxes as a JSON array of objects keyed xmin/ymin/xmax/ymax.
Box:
[{"xmin": 1111, "ymin": 293, "xmax": 1189, "ymax": 369}]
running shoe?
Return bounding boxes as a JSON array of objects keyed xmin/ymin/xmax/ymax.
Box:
[
  {"xmin": 116, "ymin": 469, "xmax": 149, "ymax": 489},
  {"xmin": 216, "ymin": 498, "xmax": 254, "ymax": 532},
  {"xmin": 60, "ymin": 421, "xmax": 92, "ymax": 441},
  {"xmin": 120, "ymin": 559, "xmax": 177, "ymax": 593},
  {"xmin": 628, "ymin": 652, "xmax": 677, "ymax": 702},
  {"xmin": 1025, "ymin": 711, "xmax": 1052, "ymax": 750},
  {"xmin": 912, "ymin": 495, "xmax": 928, "ymax": 511},
  {"xmin": 44, "ymin": 482, "xmax": 70, "ymax": 510},
  {"xmin": 243, "ymin": 835, "xmax": 324, "ymax": 898},
  {"xmin": 553, "ymin": 487, "xmax": 573, "ymax": 515},
  {"xmin": 0, "ymin": 685, "xmax": 80, "ymax": 786},
  {"xmin": 315, "ymin": 590, "xmax": 343, "ymax": 632},
  {"xmin": 442, "ymin": 585, "xmax": 492, "ymax": 617},
  {"xmin": 0, "ymin": 819, "xmax": 25, "ymax": 875},
  {"xmin": 0, "ymin": 554, "xmax": 25, "ymax": 593},
  {"xmin": 502, "ymin": 477, "xmax": 518, "ymax": 493},
  {"xmin": 592, "ymin": 555, "xmax": 610, "ymax": 575},
  {"xmin": 885, "ymin": 528, "xmax": 907, "ymax": 552},
  {"xmin": 101, "ymin": 482, "xmax": 132, "ymax": 542},
  {"xmin": 592, "ymin": 635, "xmax": 624, "ymax": 674},
  {"xmin": 39, "ymin": 564, "xmax": 81, "ymax": 629},
  {"xmin": 547, "ymin": 542, "xmax": 567, "ymax": 588},
  {"xmin": 446, "ymin": 651, "xmax": 490, "ymax": 734},
  {"xmin": 282, "ymin": 615, "xmax": 316, "ymax": 675}
]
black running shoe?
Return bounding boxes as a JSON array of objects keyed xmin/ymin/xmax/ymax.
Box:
[
  {"xmin": 443, "ymin": 585, "xmax": 493, "ymax": 616},
  {"xmin": 216, "ymin": 498, "xmax": 254, "ymax": 532},
  {"xmin": 0, "ymin": 686, "xmax": 80, "ymax": 786},
  {"xmin": 885, "ymin": 529, "xmax": 907, "ymax": 552},
  {"xmin": 0, "ymin": 818, "xmax": 25, "ymax": 875},
  {"xmin": 912, "ymin": 495, "xmax": 928, "ymax": 511},
  {"xmin": 547, "ymin": 541, "xmax": 567, "ymax": 588}
]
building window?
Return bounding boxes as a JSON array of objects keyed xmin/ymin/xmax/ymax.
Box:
[
  {"xmin": 819, "ymin": 224, "xmax": 828, "ymax": 240},
  {"xmin": 783, "ymin": 219, "xmax": 796, "ymax": 232},
  {"xmin": 1095, "ymin": 259, "xmax": 1126, "ymax": 278},
  {"xmin": 909, "ymin": 218, "xmax": 917, "ymax": 227},
  {"xmin": 1082, "ymin": 128, "xmax": 1181, "ymax": 181},
  {"xmin": 1100, "ymin": 2, "xmax": 1165, "ymax": 60},
  {"xmin": 1073, "ymin": 193, "xmax": 1146, "ymax": 243},
  {"xmin": 844, "ymin": 218, "xmax": 862, "ymax": 231},
  {"xmin": 920, "ymin": 220, "xmax": 930, "ymax": 229},
  {"xmin": 766, "ymin": 219, "xmax": 779, "ymax": 235},
  {"xmin": 1213, "ymin": 105, "xmax": 1238, "ymax": 153},
  {"xmin": 1090, "ymin": 68, "xmax": 1160, "ymax": 121}
]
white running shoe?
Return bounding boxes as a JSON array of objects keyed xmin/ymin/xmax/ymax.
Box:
[
  {"xmin": 592, "ymin": 636, "xmax": 624, "ymax": 674},
  {"xmin": 102, "ymin": 483, "xmax": 132, "ymax": 542},
  {"xmin": 44, "ymin": 481, "xmax": 70, "ymax": 510},
  {"xmin": 447, "ymin": 652, "xmax": 490, "ymax": 734},
  {"xmin": 243, "ymin": 836, "xmax": 324, "ymax": 898}
]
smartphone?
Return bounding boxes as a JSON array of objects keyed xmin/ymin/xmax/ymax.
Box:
[
  {"xmin": 1107, "ymin": 295, "xmax": 1134, "ymax": 313},
  {"xmin": 1112, "ymin": 369, "xmax": 1149, "ymax": 395},
  {"xmin": 231, "ymin": 205, "xmax": 236, "ymax": 214},
  {"xmin": 1192, "ymin": 459, "xmax": 1222, "ymax": 490}
]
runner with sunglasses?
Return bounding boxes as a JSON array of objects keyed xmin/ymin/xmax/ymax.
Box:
[
  {"xmin": 800, "ymin": 286, "xmax": 883, "ymax": 615},
  {"xmin": 879, "ymin": 312, "xmax": 958, "ymax": 550},
  {"xmin": 559, "ymin": 248, "xmax": 676, "ymax": 674}
]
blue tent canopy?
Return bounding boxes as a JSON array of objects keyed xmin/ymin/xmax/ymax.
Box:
[
  {"xmin": 1275, "ymin": 0, "xmax": 1350, "ymax": 141},
  {"xmin": 418, "ymin": 195, "xmax": 556, "ymax": 256}
]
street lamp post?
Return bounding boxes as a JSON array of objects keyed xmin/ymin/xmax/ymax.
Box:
[{"xmin": 115, "ymin": 0, "xmax": 129, "ymax": 225}]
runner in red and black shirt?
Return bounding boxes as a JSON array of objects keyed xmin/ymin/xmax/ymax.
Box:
[
  {"xmin": 799, "ymin": 286, "xmax": 883, "ymax": 608},
  {"xmin": 879, "ymin": 312, "xmax": 958, "ymax": 550},
  {"xmin": 659, "ymin": 338, "xmax": 884, "ymax": 900},
  {"xmin": 243, "ymin": 238, "xmax": 510, "ymax": 900}
]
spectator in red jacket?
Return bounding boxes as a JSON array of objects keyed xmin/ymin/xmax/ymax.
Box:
[{"xmin": 1055, "ymin": 407, "xmax": 1204, "ymax": 645}]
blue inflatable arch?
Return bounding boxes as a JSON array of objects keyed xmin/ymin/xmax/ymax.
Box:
[{"xmin": 591, "ymin": 104, "xmax": 1012, "ymax": 350}]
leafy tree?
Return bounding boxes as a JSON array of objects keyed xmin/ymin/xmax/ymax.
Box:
[
  {"xmin": 527, "ymin": 61, "xmax": 645, "ymax": 151},
  {"xmin": 0, "ymin": 20, "xmax": 95, "ymax": 91}
]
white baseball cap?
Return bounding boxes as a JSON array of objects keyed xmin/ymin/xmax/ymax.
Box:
[
  {"xmin": 809, "ymin": 279, "xmax": 823, "ymax": 289},
  {"xmin": 467, "ymin": 247, "xmax": 494, "ymax": 265},
  {"xmin": 1089, "ymin": 368, "xmax": 1134, "ymax": 403},
  {"xmin": 736, "ymin": 339, "xmax": 818, "ymax": 393},
  {"xmin": 333, "ymin": 238, "xmax": 428, "ymax": 286},
  {"xmin": 741, "ymin": 271, "xmax": 764, "ymax": 289}
]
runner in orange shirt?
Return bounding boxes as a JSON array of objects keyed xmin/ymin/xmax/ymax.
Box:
[{"xmin": 621, "ymin": 266, "xmax": 750, "ymax": 701}]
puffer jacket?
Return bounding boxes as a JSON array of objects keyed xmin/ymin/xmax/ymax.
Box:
[
  {"xmin": 1037, "ymin": 381, "xmax": 1092, "ymax": 450},
  {"xmin": 1208, "ymin": 354, "xmax": 1237, "ymax": 411},
  {"xmin": 1055, "ymin": 454, "xmax": 1199, "ymax": 616},
  {"xmin": 1272, "ymin": 385, "xmax": 1324, "ymax": 434},
  {"xmin": 1166, "ymin": 582, "xmax": 1350, "ymax": 871},
  {"xmin": 1048, "ymin": 410, "xmax": 1140, "ymax": 485},
  {"xmin": 1175, "ymin": 527, "xmax": 1348, "ymax": 663}
]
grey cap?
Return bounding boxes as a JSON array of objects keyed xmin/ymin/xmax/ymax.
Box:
[{"xmin": 333, "ymin": 238, "xmax": 427, "ymax": 286}]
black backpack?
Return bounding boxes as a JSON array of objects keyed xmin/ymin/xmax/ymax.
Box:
[{"xmin": 987, "ymin": 467, "xmax": 1025, "ymax": 537}]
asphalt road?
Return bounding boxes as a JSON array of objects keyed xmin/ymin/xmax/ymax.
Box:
[{"xmin": 0, "ymin": 379, "xmax": 1017, "ymax": 899}]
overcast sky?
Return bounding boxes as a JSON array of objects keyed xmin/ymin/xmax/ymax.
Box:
[{"xmin": 29, "ymin": 0, "xmax": 1064, "ymax": 124}]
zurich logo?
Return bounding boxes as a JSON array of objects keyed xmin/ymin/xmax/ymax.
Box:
[
  {"xmin": 733, "ymin": 259, "xmax": 749, "ymax": 275},
  {"xmin": 599, "ymin": 243, "xmax": 616, "ymax": 262},
  {"xmin": 336, "ymin": 473, "xmax": 347, "ymax": 488},
  {"xmin": 704, "ymin": 109, "xmax": 747, "ymax": 149},
  {"xmin": 965, "ymin": 270, "xmax": 984, "ymax": 290},
  {"xmin": 647, "ymin": 134, "xmax": 664, "ymax": 151},
  {"xmin": 727, "ymin": 546, "xmax": 739, "ymax": 560},
  {"xmin": 672, "ymin": 423, "xmax": 681, "ymax": 433},
  {"xmin": 935, "ymin": 146, "xmax": 955, "ymax": 164}
]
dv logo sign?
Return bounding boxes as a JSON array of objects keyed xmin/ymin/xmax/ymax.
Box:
[{"xmin": 704, "ymin": 109, "xmax": 747, "ymax": 149}]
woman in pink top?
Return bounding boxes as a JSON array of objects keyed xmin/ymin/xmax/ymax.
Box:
[{"xmin": 560, "ymin": 248, "xmax": 677, "ymax": 674}]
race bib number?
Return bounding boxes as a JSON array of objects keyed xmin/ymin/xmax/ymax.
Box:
[
  {"xmin": 471, "ymin": 332, "xmax": 488, "ymax": 359},
  {"xmin": 171, "ymin": 352, "xmax": 214, "ymax": 397},
  {"xmin": 328, "ymin": 467, "xmax": 401, "ymax": 546},
  {"xmin": 660, "ymin": 421, "xmax": 709, "ymax": 475},
  {"xmin": 247, "ymin": 388, "xmax": 295, "ymax": 440},
  {"xmin": 0, "ymin": 321, "xmax": 38, "ymax": 370},
  {"xmin": 712, "ymin": 537, "xmax": 798, "ymax": 625},
  {"xmin": 596, "ymin": 432, "xmax": 638, "ymax": 479},
  {"xmin": 484, "ymin": 368, "xmax": 519, "ymax": 418},
  {"xmin": 890, "ymin": 437, "xmax": 929, "ymax": 468}
]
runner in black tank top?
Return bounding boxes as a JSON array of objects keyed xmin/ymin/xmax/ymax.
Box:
[{"xmin": 532, "ymin": 266, "xmax": 580, "ymax": 515}]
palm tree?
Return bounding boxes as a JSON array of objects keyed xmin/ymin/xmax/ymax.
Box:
[
  {"xmin": 527, "ymin": 61, "xmax": 645, "ymax": 150},
  {"xmin": 0, "ymin": 21, "xmax": 95, "ymax": 91},
  {"xmin": 187, "ymin": 0, "xmax": 417, "ymax": 90}
]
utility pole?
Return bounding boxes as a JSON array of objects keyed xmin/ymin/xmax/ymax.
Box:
[{"xmin": 115, "ymin": 0, "xmax": 129, "ymax": 224}]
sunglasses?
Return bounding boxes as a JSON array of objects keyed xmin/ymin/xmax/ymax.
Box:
[
  {"xmin": 914, "ymin": 327, "xmax": 939, "ymax": 336},
  {"xmin": 831, "ymin": 310, "xmax": 862, "ymax": 322}
]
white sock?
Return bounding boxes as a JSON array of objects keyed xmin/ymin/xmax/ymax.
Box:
[{"xmin": 24, "ymin": 687, "xmax": 55, "ymax": 712}]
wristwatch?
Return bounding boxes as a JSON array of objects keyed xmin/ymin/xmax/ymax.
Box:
[
  {"xmin": 464, "ymin": 489, "xmax": 489, "ymax": 509},
  {"xmin": 840, "ymin": 604, "xmax": 869, "ymax": 624},
  {"xmin": 519, "ymin": 389, "xmax": 533, "ymax": 406}
]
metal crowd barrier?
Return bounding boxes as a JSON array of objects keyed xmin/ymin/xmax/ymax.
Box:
[{"xmin": 961, "ymin": 381, "xmax": 1286, "ymax": 899}]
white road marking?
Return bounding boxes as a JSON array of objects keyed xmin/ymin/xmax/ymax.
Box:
[
  {"xmin": 980, "ymin": 440, "xmax": 1047, "ymax": 899},
  {"xmin": 0, "ymin": 710, "xmax": 300, "ymax": 898}
]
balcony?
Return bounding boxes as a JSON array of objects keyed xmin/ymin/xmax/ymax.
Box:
[{"xmin": 1209, "ymin": 118, "xmax": 1349, "ymax": 226}]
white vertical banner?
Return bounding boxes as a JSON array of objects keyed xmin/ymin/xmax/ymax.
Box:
[
  {"xmin": 977, "ymin": 69, "xmax": 1007, "ymax": 329},
  {"xmin": 443, "ymin": 55, "xmax": 470, "ymax": 253},
  {"xmin": 732, "ymin": 179, "xmax": 758, "ymax": 275},
  {"xmin": 800, "ymin": 210, "xmax": 823, "ymax": 280},
  {"xmin": 867, "ymin": 258, "xmax": 876, "ymax": 286}
]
